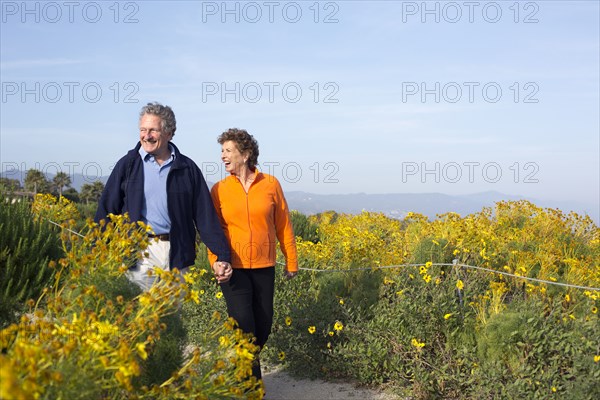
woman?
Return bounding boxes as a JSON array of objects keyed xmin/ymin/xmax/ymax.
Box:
[{"xmin": 208, "ymin": 128, "xmax": 298, "ymax": 381}]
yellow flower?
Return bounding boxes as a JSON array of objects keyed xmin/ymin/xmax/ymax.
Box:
[
  {"xmin": 136, "ymin": 343, "xmax": 148, "ymax": 360},
  {"xmin": 99, "ymin": 356, "xmax": 110, "ymax": 367},
  {"xmin": 592, "ymin": 307, "xmax": 598, "ymax": 314},
  {"xmin": 423, "ymin": 274, "xmax": 431, "ymax": 283},
  {"xmin": 339, "ymin": 299, "xmax": 344, "ymax": 305},
  {"xmin": 334, "ymin": 321, "xmax": 344, "ymax": 332},
  {"xmin": 552, "ymin": 387, "xmax": 557, "ymax": 392},
  {"xmin": 444, "ymin": 313, "xmax": 453, "ymax": 320},
  {"xmin": 285, "ymin": 317, "xmax": 292, "ymax": 326},
  {"xmin": 187, "ymin": 290, "xmax": 200, "ymax": 304},
  {"xmin": 278, "ymin": 351, "xmax": 286, "ymax": 361},
  {"xmin": 456, "ymin": 280, "xmax": 464, "ymax": 290},
  {"xmin": 183, "ymin": 273, "xmax": 195, "ymax": 285},
  {"xmin": 236, "ymin": 347, "xmax": 255, "ymax": 360},
  {"xmin": 213, "ymin": 360, "xmax": 226, "ymax": 371},
  {"xmin": 425, "ymin": 261, "xmax": 432, "ymax": 268},
  {"xmin": 453, "ymin": 249, "xmax": 460, "ymax": 255},
  {"xmin": 139, "ymin": 294, "xmax": 151, "ymax": 307},
  {"xmin": 216, "ymin": 292, "xmax": 223, "ymax": 299},
  {"xmin": 308, "ymin": 326, "xmax": 316, "ymax": 334},
  {"xmin": 594, "ymin": 355, "xmax": 600, "ymax": 363},
  {"xmin": 564, "ymin": 294, "xmax": 570, "ymax": 302},
  {"xmin": 328, "ymin": 331, "xmax": 334, "ymax": 336},
  {"xmin": 411, "ymin": 338, "xmax": 425, "ymax": 348}
]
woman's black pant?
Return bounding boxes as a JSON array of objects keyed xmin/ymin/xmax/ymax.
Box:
[{"xmin": 220, "ymin": 266, "xmax": 275, "ymax": 380}]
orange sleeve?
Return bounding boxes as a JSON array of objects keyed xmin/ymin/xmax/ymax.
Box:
[{"xmin": 273, "ymin": 179, "xmax": 298, "ymax": 272}]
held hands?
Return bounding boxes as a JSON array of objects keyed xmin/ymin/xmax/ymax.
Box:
[
  {"xmin": 284, "ymin": 269, "xmax": 298, "ymax": 280},
  {"xmin": 213, "ymin": 261, "xmax": 233, "ymax": 283}
]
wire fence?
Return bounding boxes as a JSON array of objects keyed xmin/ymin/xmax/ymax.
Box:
[{"xmin": 290, "ymin": 261, "xmax": 600, "ymax": 292}]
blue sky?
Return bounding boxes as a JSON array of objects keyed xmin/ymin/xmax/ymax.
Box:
[{"xmin": 1, "ymin": 1, "xmax": 598, "ymax": 209}]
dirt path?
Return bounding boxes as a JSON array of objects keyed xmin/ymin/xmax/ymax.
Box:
[{"xmin": 262, "ymin": 365, "xmax": 403, "ymax": 400}]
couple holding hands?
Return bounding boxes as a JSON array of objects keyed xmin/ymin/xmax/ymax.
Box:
[{"xmin": 95, "ymin": 102, "xmax": 298, "ymax": 381}]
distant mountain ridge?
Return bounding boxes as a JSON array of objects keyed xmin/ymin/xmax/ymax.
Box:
[
  {"xmin": 283, "ymin": 191, "xmax": 599, "ymax": 223},
  {"xmin": 2, "ymin": 169, "xmax": 597, "ymax": 223}
]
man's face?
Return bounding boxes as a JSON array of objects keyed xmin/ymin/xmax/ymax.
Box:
[{"xmin": 139, "ymin": 114, "xmax": 173, "ymax": 157}]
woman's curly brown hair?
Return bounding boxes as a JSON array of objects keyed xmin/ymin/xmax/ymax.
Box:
[{"xmin": 217, "ymin": 128, "xmax": 259, "ymax": 170}]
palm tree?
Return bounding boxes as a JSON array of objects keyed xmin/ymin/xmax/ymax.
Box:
[
  {"xmin": 52, "ymin": 172, "xmax": 71, "ymax": 198},
  {"xmin": 24, "ymin": 169, "xmax": 49, "ymax": 195},
  {"xmin": 80, "ymin": 181, "xmax": 105, "ymax": 204}
]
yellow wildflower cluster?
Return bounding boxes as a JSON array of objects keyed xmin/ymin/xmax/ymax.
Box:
[
  {"xmin": 294, "ymin": 201, "xmax": 599, "ymax": 300},
  {"xmin": 31, "ymin": 193, "xmax": 80, "ymax": 225},
  {"xmin": 0, "ymin": 197, "xmax": 263, "ymax": 399},
  {"xmin": 297, "ymin": 211, "xmax": 406, "ymax": 269}
]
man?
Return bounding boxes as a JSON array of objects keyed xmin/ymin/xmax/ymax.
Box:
[{"xmin": 95, "ymin": 102, "xmax": 232, "ymax": 290}]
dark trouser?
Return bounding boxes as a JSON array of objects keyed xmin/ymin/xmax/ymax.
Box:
[{"xmin": 220, "ymin": 266, "xmax": 275, "ymax": 380}]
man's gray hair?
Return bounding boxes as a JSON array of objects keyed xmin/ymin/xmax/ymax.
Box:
[{"xmin": 139, "ymin": 102, "xmax": 177, "ymax": 137}]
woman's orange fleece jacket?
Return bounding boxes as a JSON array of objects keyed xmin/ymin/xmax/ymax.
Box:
[{"xmin": 207, "ymin": 172, "xmax": 298, "ymax": 272}]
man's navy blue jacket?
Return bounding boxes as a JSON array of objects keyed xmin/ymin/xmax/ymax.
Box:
[{"xmin": 95, "ymin": 142, "xmax": 231, "ymax": 269}]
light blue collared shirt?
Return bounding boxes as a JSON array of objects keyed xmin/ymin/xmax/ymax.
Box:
[{"xmin": 139, "ymin": 144, "xmax": 175, "ymax": 235}]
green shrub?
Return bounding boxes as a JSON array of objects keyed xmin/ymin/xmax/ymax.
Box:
[
  {"xmin": 262, "ymin": 204, "xmax": 599, "ymax": 399},
  {"xmin": 290, "ymin": 210, "xmax": 320, "ymax": 243},
  {"xmin": 0, "ymin": 198, "xmax": 62, "ymax": 327},
  {"xmin": 1, "ymin": 211, "xmax": 264, "ymax": 399}
]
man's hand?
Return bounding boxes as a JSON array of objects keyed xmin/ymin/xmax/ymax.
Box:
[{"xmin": 213, "ymin": 261, "xmax": 233, "ymax": 283}]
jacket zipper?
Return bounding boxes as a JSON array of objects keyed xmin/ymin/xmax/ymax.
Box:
[
  {"xmin": 245, "ymin": 190, "xmax": 252, "ymax": 268},
  {"xmin": 236, "ymin": 174, "xmax": 257, "ymax": 268}
]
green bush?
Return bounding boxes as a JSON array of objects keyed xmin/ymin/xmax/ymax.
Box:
[
  {"xmin": 472, "ymin": 297, "xmax": 600, "ymax": 399},
  {"xmin": 259, "ymin": 206, "xmax": 600, "ymax": 399},
  {"xmin": 0, "ymin": 198, "xmax": 62, "ymax": 327},
  {"xmin": 290, "ymin": 210, "xmax": 320, "ymax": 243},
  {"xmin": 1, "ymin": 211, "xmax": 264, "ymax": 399}
]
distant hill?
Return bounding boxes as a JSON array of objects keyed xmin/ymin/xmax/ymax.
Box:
[
  {"xmin": 284, "ymin": 191, "xmax": 599, "ymax": 223},
  {"xmin": 2, "ymin": 169, "xmax": 597, "ymax": 223}
]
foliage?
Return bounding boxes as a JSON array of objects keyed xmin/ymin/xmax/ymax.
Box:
[
  {"xmin": 0, "ymin": 201, "xmax": 264, "ymax": 399},
  {"xmin": 80, "ymin": 181, "xmax": 105, "ymax": 205},
  {"xmin": 0, "ymin": 178, "xmax": 22, "ymax": 191},
  {"xmin": 3, "ymin": 197, "xmax": 598, "ymax": 399},
  {"xmin": 24, "ymin": 169, "xmax": 50, "ymax": 195},
  {"xmin": 62, "ymin": 187, "xmax": 80, "ymax": 203},
  {"xmin": 290, "ymin": 210, "xmax": 320, "ymax": 243},
  {"xmin": 31, "ymin": 193, "xmax": 80, "ymax": 225},
  {"xmin": 0, "ymin": 197, "xmax": 62, "ymax": 328},
  {"xmin": 52, "ymin": 172, "xmax": 72, "ymax": 198},
  {"xmin": 261, "ymin": 201, "xmax": 599, "ymax": 399}
]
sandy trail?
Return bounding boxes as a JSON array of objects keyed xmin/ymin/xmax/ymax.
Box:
[{"xmin": 262, "ymin": 365, "xmax": 402, "ymax": 400}]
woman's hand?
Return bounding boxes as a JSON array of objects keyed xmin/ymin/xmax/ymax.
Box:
[
  {"xmin": 213, "ymin": 261, "xmax": 233, "ymax": 283},
  {"xmin": 284, "ymin": 270, "xmax": 298, "ymax": 280}
]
